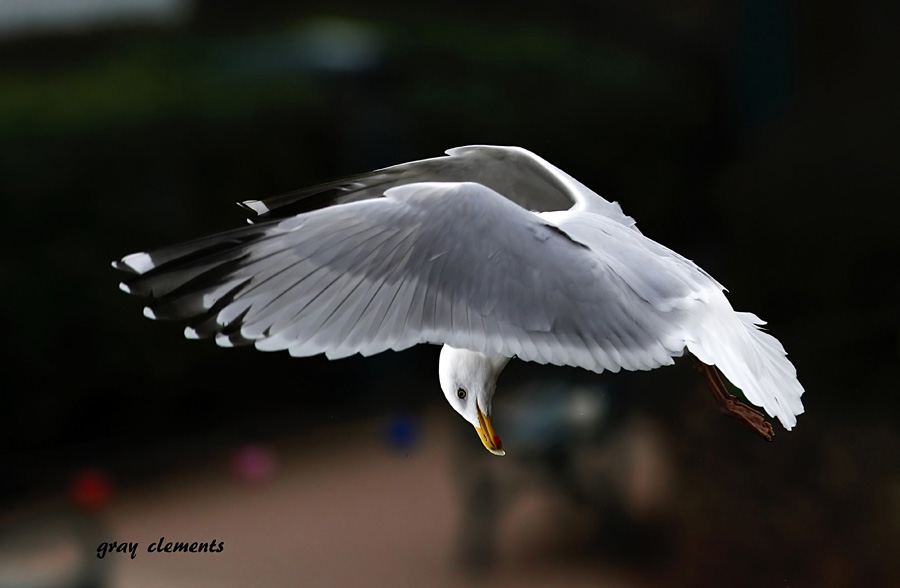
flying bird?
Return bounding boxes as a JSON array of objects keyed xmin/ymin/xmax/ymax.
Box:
[{"xmin": 112, "ymin": 145, "xmax": 804, "ymax": 454}]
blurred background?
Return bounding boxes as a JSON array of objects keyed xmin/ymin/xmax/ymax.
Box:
[{"xmin": 1, "ymin": 0, "xmax": 899, "ymax": 586}]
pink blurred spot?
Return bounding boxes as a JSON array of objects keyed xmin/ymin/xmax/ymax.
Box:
[
  {"xmin": 231, "ymin": 444, "xmax": 277, "ymax": 484},
  {"xmin": 69, "ymin": 468, "xmax": 114, "ymax": 512}
]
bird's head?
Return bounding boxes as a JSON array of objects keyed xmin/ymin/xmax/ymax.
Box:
[{"xmin": 438, "ymin": 345, "xmax": 510, "ymax": 456}]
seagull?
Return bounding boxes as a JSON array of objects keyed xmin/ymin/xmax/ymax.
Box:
[{"xmin": 112, "ymin": 145, "xmax": 804, "ymax": 454}]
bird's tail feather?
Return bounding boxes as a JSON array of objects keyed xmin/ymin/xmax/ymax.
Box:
[{"xmin": 686, "ymin": 295, "xmax": 805, "ymax": 430}]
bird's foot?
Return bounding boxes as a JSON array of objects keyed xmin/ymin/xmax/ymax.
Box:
[
  {"xmin": 691, "ymin": 355, "xmax": 774, "ymax": 441},
  {"xmin": 716, "ymin": 393, "xmax": 775, "ymax": 441}
]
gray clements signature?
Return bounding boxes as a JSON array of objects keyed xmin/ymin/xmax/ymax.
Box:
[{"xmin": 96, "ymin": 537, "xmax": 225, "ymax": 559}]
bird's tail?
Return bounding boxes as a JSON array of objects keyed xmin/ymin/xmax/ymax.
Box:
[{"xmin": 685, "ymin": 294, "xmax": 805, "ymax": 430}]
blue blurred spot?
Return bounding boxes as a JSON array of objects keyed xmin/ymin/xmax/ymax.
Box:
[{"xmin": 383, "ymin": 414, "xmax": 419, "ymax": 452}]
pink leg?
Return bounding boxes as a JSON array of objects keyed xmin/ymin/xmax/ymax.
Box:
[{"xmin": 691, "ymin": 355, "xmax": 774, "ymax": 441}]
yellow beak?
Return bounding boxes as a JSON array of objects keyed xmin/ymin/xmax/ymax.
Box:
[{"xmin": 475, "ymin": 401, "xmax": 505, "ymax": 456}]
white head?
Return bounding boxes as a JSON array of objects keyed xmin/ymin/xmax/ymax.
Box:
[{"xmin": 438, "ymin": 345, "xmax": 510, "ymax": 455}]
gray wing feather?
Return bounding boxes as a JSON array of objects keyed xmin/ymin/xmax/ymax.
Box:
[
  {"xmin": 116, "ymin": 182, "xmax": 708, "ymax": 374},
  {"xmin": 242, "ymin": 145, "xmax": 638, "ymax": 229}
]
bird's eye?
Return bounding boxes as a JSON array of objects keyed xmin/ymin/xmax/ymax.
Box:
[{"xmin": 457, "ymin": 388, "xmax": 467, "ymax": 400}]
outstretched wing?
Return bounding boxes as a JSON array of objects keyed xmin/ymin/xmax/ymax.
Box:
[
  {"xmin": 542, "ymin": 209, "xmax": 804, "ymax": 428},
  {"xmin": 114, "ymin": 182, "xmax": 694, "ymax": 374},
  {"xmin": 240, "ymin": 145, "xmax": 638, "ymax": 230}
]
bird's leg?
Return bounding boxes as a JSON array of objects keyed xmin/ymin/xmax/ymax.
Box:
[{"xmin": 691, "ymin": 355, "xmax": 774, "ymax": 441}]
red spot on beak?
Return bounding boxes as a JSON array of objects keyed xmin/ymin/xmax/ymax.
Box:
[{"xmin": 493, "ymin": 435, "xmax": 502, "ymax": 449}]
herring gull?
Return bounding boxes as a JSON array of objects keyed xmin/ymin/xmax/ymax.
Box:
[{"xmin": 113, "ymin": 145, "xmax": 805, "ymax": 454}]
